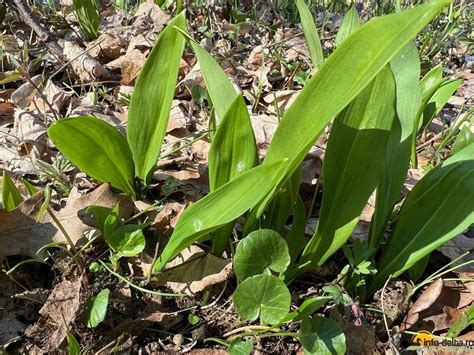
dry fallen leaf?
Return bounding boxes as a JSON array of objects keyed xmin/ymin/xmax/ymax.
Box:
[
  {"xmin": 402, "ymin": 278, "xmax": 473, "ymax": 332},
  {"xmin": 24, "ymin": 277, "xmax": 82, "ymax": 352},
  {"xmin": 0, "ymin": 184, "xmax": 134, "ymax": 259},
  {"xmin": 153, "ymin": 245, "xmax": 232, "ymax": 296}
]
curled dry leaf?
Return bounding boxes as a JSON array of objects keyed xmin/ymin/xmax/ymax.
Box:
[
  {"xmin": 402, "ymin": 278, "xmax": 474, "ymax": 332},
  {"xmin": 153, "ymin": 245, "xmax": 232, "ymax": 296},
  {"xmin": 24, "ymin": 278, "xmax": 82, "ymax": 352},
  {"xmin": 10, "ymin": 75, "xmax": 42, "ymax": 109},
  {"xmin": 153, "ymin": 201, "xmax": 186, "ymax": 236}
]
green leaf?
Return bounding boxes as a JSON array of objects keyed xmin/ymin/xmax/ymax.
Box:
[
  {"xmin": 208, "ymin": 94, "xmax": 258, "ymax": 255},
  {"xmin": 299, "ymin": 66, "xmax": 396, "ymax": 269},
  {"xmin": 300, "ymin": 316, "xmax": 346, "ymax": 355},
  {"xmin": 188, "ymin": 314, "xmax": 200, "ymax": 325},
  {"xmin": 107, "ymin": 225, "xmax": 145, "ymax": 257},
  {"xmin": 67, "ymin": 331, "xmax": 80, "ymax": 355},
  {"xmin": 85, "ymin": 288, "xmax": 110, "ymax": 328},
  {"xmin": 370, "ymin": 143, "xmax": 474, "ymax": 292},
  {"xmin": 296, "ymin": 0, "xmax": 324, "ymax": 69},
  {"xmin": 22, "ymin": 178, "xmax": 38, "ymax": 196},
  {"xmin": 234, "ymin": 229, "xmax": 290, "ymax": 281},
  {"xmin": 48, "ymin": 116, "xmax": 136, "ymax": 198},
  {"xmin": 189, "ymin": 41, "xmax": 239, "ymax": 120},
  {"xmin": 259, "ymin": 0, "xmax": 451, "ymax": 221},
  {"xmin": 447, "ymin": 304, "xmax": 474, "ymax": 338},
  {"xmin": 419, "ymin": 64, "xmax": 444, "ymax": 100},
  {"xmin": 420, "ymin": 78, "xmax": 462, "ymax": 129},
  {"xmin": 281, "ymin": 296, "xmax": 331, "ymax": 323},
  {"xmin": 208, "ymin": 94, "xmax": 258, "ymax": 190},
  {"xmin": 72, "ymin": 0, "xmax": 99, "ymax": 40},
  {"xmin": 2, "ymin": 171, "xmax": 24, "ymax": 212},
  {"xmin": 233, "ymin": 274, "xmax": 291, "ymax": 325},
  {"xmin": 153, "ymin": 160, "xmax": 287, "ymax": 272},
  {"xmin": 452, "ymin": 125, "xmax": 474, "ymax": 155},
  {"xmin": 0, "ymin": 71, "xmax": 21, "ymax": 85},
  {"xmin": 127, "ymin": 13, "xmax": 186, "ymax": 185},
  {"xmin": 334, "ymin": 3, "xmax": 360, "ymax": 47},
  {"xmin": 286, "ymin": 195, "xmax": 307, "ymax": 265},
  {"xmin": 369, "ymin": 41, "xmax": 421, "ymax": 250},
  {"xmin": 229, "ymin": 339, "xmax": 253, "ymax": 355}
]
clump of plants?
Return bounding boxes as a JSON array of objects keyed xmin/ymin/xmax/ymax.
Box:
[{"xmin": 2, "ymin": 0, "xmax": 470, "ymax": 352}]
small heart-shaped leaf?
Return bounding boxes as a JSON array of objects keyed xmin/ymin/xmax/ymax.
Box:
[
  {"xmin": 234, "ymin": 229, "xmax": 290, "ymax": 281},
  {"xmin": 233, "ymin": 274, "xmax": 290, "ymax": 325}
]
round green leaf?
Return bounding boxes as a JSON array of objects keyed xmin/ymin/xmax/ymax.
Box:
[
  {"xmin": 233, "ymin": 274, "xmax": 291, "ymax": 325},
  {"xmin": 85, "ymin": 288, "xmax": 110, "ymax": 328},
  {"xmin": 229, "ymin": 338, "xmax": 253, "ymax": 355},
  {"xmin": 234, "ymin": 229, "xmax": 290, "ymax": 281},
  {"xmin": 300, "ymin": 316, "xmax": 346, "ymax": 355}
]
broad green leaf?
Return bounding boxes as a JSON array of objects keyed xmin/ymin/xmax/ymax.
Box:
[
  {"xmin": 67, "ymin": 331, "xmax": 80, "ymax": 355},
  {"xmin": 419, "ymin": 65, "xmax": 444, "ymax": 100},
  {"xmin": 48, "ymin": 116, "xmax": 136, "ymax": 198},
  {"xmin": 153, "ymin": 160, "xmax": 287, "ymax": 272},
  {"xmin": 300, "ymin": 316, "xmax": 346, "ymax": 355},
  {"xmin": 0, "ymin": 71, "xmax": 21, "ymax": 85},
  {"xmin": 234, "ymin": 229, "xmax": 290, "ymax": 281},
  {"xmin": 127, "ymin": 13, "xmax": 186, "ymax": 185},
  {"xmin": 86, "ymin": 205, "xmax": 113, "ymax": 233},
  {"xmin": 447, "ymin": 304, "xmax": 474, "ymax": 338},
  {"xmin": 281, "ymin": 296, "xmax": 331, "ymax": 323},
  {"xmin": 85, "ymin": 288, "xmax": 110, "ymax": 328},
  {"xmin": 229, "ymin": 339, "xmax": 253, "ymax": 355},
  {"xmin": 104, "ymin": 204, "xmax": 120, "ymax": 238},
  {"xmin": 2, "ymin": 171, "xmax": 24, "ymax": 212},
  {"xmin": 208, "ymin": 94, "xmax": 258, "ymax": 191},
  {"xmin": 452, "ymin": 124, "xmax": 474, "ymax": 155},
  {"xmin": 370, "ymin": 143, "xmax": 474, "ymax": 292},
  {"xmin": 296, "ymin": 0, "xmax": 324, "ymax": 69},
  {"xmin": 420, "ymin": 78, "xmax": 462, "ymax": 129},
  {"xmin": 258, "ymin": 0, "xmax": 451, "ymax": 221},
  {"xmin": 299, "ymin": 66, "xmax": 396, "ymax": 269},
  {"xmin": 334, "ymin": 3, "xmax": 360, "ymax": 47},
  {"xmin": 189, "ymin": 41, "xmax": 238, "ymax": 120},
  {"xmin": 408, "ymin": 254, "xmax": 430, "ymax": 282},
  {"xmin": 233, "ymin": 274, "xmax": 291, "ymax": 325},
  {"xmin": 369, "ymin": 42, "xmax": 421, "ymax": 249},
  {"xmin": 107, "ymin": 225, "xmax": 145, "ymax": 257},
  {"xmin": 208, "ymin": 94, "xmax": 258, "ymax": 255},
  {"xmin": 72, "ymin": 0, "xmax": 99, "ymax": 40}
]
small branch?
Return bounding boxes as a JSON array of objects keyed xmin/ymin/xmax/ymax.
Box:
[{"xmin": 12, "ymin": 0, "xmax": 64, "ymax": 62}]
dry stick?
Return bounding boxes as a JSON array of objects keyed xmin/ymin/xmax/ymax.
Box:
[
  {"xmin": 11, "ymin": 0, "xmax": 64, "ymax": 62},
  {"xmin": 21, "ymin": 71, "xmax": 60, "ymax": 121},
  {"xmin": 47, "ymin": 207, "xmax": 85, "ymax": 271}
]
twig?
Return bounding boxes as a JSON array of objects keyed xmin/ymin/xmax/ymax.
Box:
[{"xmin": 11, "ymin": 0, "xmax": 64, "ymax": 62}]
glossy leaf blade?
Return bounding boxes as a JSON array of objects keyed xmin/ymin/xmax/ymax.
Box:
[
  {"xmin": 48, "ymin": 116, "xmax": 136, "ymax": 198},
  {"xmin": 263, "ymin": 0, "xmax": 451, "ymax": 177},
  {"xmin": 335, "ymin": 3, "xmax": 360, "ymax": 47},
  {"xmin": 153, "ymin": 160, "xmax": 286, "ymax": 272},
  {"xmin": 370, "ymin": 143, "xmax": 474, "ymax": 292},
  {"xmin": 299, "ymin": 67, "xmax": 396, "ymax": 268},
  {"xmin": 127, "ymin": 13, "xmax": 186, "ymax": 184},
  {"xmin": 208, "ymin": 94, "xmax": 258, "ymax": 254},
  {"xmin": 296, "ymin": 0, "xmax": 324, "ymax": 69},
  {"xmin": 190, "ymin": 41, "xmax": 238, "ymax": 120},
  {"xmin": 369, "ymin": 42, "xmax": 421, "ymax": 249},
  {"xmin": 208, "ymin": 94, "xmax": 258, "ymax": 191}
]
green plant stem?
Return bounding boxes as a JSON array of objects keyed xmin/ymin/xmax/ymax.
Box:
[
  {"xmin": 98, "ymin": 261, "xmax": 186, "ymax": 297},
  {"xmin": 436, "ymin": 107, "xmax": 473, "ymax": 153},
  {"xmin": 204, "ymin": 337, "xmax": 230, "ymax": 347}
]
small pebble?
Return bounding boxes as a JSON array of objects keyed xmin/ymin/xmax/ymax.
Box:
[{"xmin": 173, "ymin": 334, "xmax": 185, "ymax": 346}]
